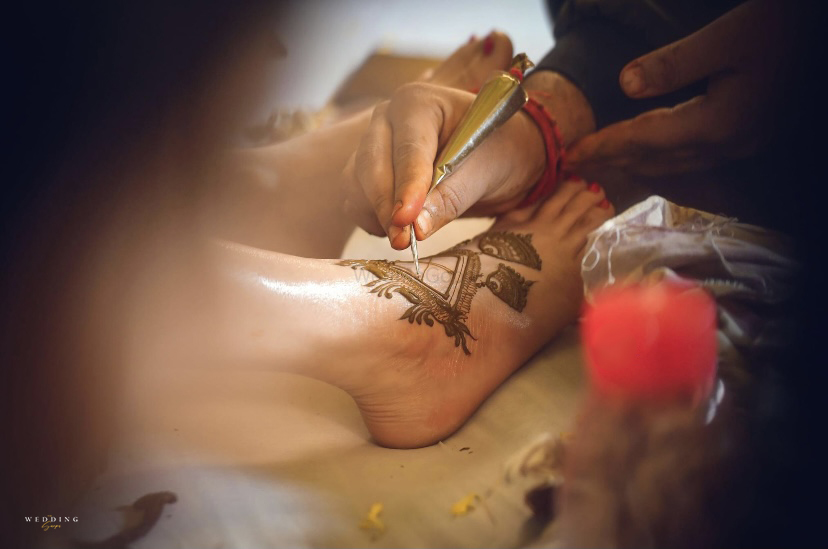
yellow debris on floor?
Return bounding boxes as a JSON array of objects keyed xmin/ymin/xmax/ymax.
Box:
[
  {"xmin": 451, "ymin": 493, "xmax": 481, "ymax": 517},
  {"xmin": 358, "ymin": 502, "xmax": 385, "ymax": 535}
]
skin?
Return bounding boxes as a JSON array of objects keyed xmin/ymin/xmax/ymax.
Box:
[
  {"xmin": 151, "ymin": 180, "xmax": 613, "ymax": 449},
  {"xmin": 340, "ymin": 230, "xmax": 542, "ymax": 355},
  {"xmin": 565, "ymin": 0, "xmax": 796, "ymax": 180},
  {"xmin": 214, "ymin": 31, "xmax": 517, "ymax": 259},
  {"xmin": 170, "ymin": 36, "xmax": 612, "ymax": 449},
  {"xmin": 125, "ymin": 34, "xmax": 612, "ymax": 451},
  {"xmin": 343, "ymin": 0, "xmax": 794, "ymax": 250},
  {"xmin": 342, "ymin": 69, "xmax": 596, "ymax": 249}
]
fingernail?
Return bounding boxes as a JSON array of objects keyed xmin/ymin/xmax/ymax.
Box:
[
  {"xmin": 482, "ymin": 34, "xmax": 494, "ymax": 56},
  {"xmin": 621, "ymin": 65, "xmax": 644, "ymax": 95},
  {"xmin": 416, "ymin": 209, "xmax": 432, "ymax": 236},
  {"xmin": 388, "ymin": 225, "xmax": 401, "ymax": 242},
  {"xmin": 600, "ymin": 199, "xmax": 610, "ymax": 209},
  {"xmin": 391, "ymin": 200, "xmax": 403, "ymax": 217},
  {"xmin": 588, "ymin": 183, "xmax": 601, "ymax": 193}
]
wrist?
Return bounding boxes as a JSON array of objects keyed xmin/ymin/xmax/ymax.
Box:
[
  {"xmin": 523, "ymin": 71, "xmax": 595, "ymax": 146},
  {"xmin": 471, "ymin": 71, "xmax": 596, "ymax": 213},
  {"xmin": 516, "ymin": 94, "xmax": 564, "ymax": 208},
  {"xmin": 499, "ymin": 71, "xmax": 595, "ymax": 208}
]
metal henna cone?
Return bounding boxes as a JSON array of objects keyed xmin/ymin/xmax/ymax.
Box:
[{"xmin": 409, "ymin": 53, "xmax": 534, "ymax": 275}]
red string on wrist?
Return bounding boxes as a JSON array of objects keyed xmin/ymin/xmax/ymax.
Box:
[{"xmin": 517, "ymin": 92, "xmax": 564, "ymax": 208}]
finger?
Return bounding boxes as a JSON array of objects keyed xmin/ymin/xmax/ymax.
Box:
[
  {"xmin": 386, "ymin": 83, "xmax": 448, "ymax": 228},
  {"xmin": 353, "ymin": 103, "xmax": 404, "ymax": 244},
  {"xmin": 566, "ymin": 96, "xmax": 715, "ymax": 170},
  {"xmin": 341, "ymin": 154, "xmax": 385, "ymax": 236},
  {"xmin": 619, "ymin": 4, "xmax": 749, "ymax": 98},
  {"xmin": 569, "ymin": 142, "xmax": 719, "ymax": 178},
  {"xmin": 568, "ymin": 128, "xmax": 721, "ymax": 178},
  {"xmin": 414, "ymin": 173, "xmax": 489, "ymax": 240},
  {"xmin": 629, "ymin": 150, "xmax": 719, "ymax": 177}
]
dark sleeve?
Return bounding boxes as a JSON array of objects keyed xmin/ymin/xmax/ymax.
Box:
[{"xmin": 532, "ymin": 0, "xmax": 742, "ymax": 128}]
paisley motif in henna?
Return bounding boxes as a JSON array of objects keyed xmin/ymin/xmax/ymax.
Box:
[
  {"xmin": 478, "ymin": 231, "xmax": 542, "ymax": 270},
  {"xmin": 481, "ymin": 263, "xmax": 534, "ymax": 312}
]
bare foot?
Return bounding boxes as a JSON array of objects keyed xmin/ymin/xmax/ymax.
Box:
[
  {"xmin": 339, "ymin": 180, "xmax": 614, "ymax": 447},
  {"xmin": 423, "ymin": 31, "xmax": 514, "ymax": 90},
  {"xmin": 192, "ymin": 181, "xmax": 613, "ymax": 449}
]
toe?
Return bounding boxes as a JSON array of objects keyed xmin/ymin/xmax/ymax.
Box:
[
  {"xmin": 568, "ymin": 199, "xmax": 615, "ymax": 260},
  {"xmin": 556, "ymin": 182, "xmax": 605, "ymax": 233},
  {"xmin": 531, "ymin": 177, "xmax": 588, "ymax": 221},
  {"xmin": 484, "ymin": 31, "xmax": 513, "ymax": 67},
  {"xmin": 428, "ymin": 31, "xmax": 514, "ymax": 90}
]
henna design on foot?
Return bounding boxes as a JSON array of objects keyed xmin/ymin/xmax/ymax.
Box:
[
  {"xmin": 340, "ymin": 249, "xmax": 481, "ymax": 354},
  {"xmin": 478, "ymin": 231, "xmax": 542, "ymax": 270},
  {"xmin": 339, "ymin": 231, "xmax": 540, "ymax": 354},
  {"xmin": 481, "ymin": 263, "xmax": 533, "ymax": 312}
]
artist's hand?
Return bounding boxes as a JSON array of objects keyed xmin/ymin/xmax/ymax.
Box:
[
  {"xmin": 566, "ymin": 0, "xmax": 794, "ymax": 178},
  {"xmin": 342, "ymin": 82, "xmax": 546, "ymax": 249}
]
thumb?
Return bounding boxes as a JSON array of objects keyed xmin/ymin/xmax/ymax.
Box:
[
  {"xmin": 619, "ymin": 7, "xmax": 739, "ymax": 98},
  {"xmin": 414, "ymin": 175, "xmax": 486, "ymax": 240}
]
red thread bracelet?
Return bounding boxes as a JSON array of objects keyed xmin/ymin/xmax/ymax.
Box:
[{"xmin": 517, "ymin": 93, "xmax": 564, "ymax": 208}]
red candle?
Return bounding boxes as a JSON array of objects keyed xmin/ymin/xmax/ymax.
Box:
[{"xmin": 581, "ymin": 282, "xmax": 718, "ymax": 399}]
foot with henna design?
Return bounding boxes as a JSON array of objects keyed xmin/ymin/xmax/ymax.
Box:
[{"xmin": 190, "ymin": 180, "xmax": 614, "ymax": 448}]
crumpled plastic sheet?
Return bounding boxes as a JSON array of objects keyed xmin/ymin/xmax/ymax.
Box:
[{"xmin": 581, "ymin": 195, "xmax": 799, "ymax": 369}]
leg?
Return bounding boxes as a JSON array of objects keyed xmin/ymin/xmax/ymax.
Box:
[
  {"xmin": 209, "ymin": 33, "xmax": 514, "ymax": 257},
  {"xmin": 181, "ymin": 180, "xmax": 613, "ymax": 448}
]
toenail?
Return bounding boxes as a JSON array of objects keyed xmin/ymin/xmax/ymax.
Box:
[
  {"xmin": 589, "ymin": 183, "xmax": 601, "ymax": 193},
  {"xmin": 416, "ymin": 209, "xmax": 432, "ymax": 236},
  {"xmin": 599, "ymin": 199, "xmax": 610, "ymax": 209},
  {"xmin": 482, "ymin": 35, "xmax": 494, "ymax": 56},
  {"xmin": 468, "ymin": 34, "xmax": 476, "ymax": 44}
]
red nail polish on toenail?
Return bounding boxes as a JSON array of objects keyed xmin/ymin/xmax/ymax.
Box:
[
  {"xmin": 600, "ymin": 199, "xmax": 610, "ymax": 209},
  {"xmin": 589, "ymin": 183, "xmax": 601, "ymax": 193},
  {"xmin": 482, "ymin": 35, "xmax": 494, "ymax": 56}
]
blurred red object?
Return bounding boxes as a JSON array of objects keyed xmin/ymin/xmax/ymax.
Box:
[{"xmin": 581, "ymin": 282, "xmax": 717, "ymax": 399}]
